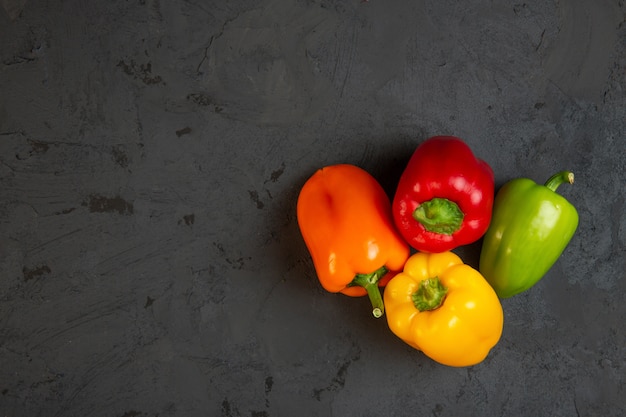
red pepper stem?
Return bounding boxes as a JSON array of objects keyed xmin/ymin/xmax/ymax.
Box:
[
  {"xmin": 349, "ymin": 265, "xmax": 388, "ymax": 318},
  {"xmin": 412, "ymin": 276, "xmax": 448, "ymax": 312},
  {"xmin": 413, "ymin": 198, "xmax": 464, "ymax": 235},
  {"xmin": 544, "ymin": 171, "xmax": 574, "ymax": 192}
]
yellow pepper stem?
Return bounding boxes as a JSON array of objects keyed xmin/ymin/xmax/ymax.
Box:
[
  {"xmin": 349, "ymin": 265, "xmax": 388, "ymax": 318},
  {"xmin": 412, "ymin": 277, "xmax": 448, "ymax": 312}
]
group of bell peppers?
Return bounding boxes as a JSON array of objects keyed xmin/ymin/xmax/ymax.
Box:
[{"xmin": 297, "ymin": 136, "xmax": 578, "ymax": 367}]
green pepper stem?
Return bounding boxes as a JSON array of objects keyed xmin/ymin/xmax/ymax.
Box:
[
  {"xmin": 349, "ymin": 265, "xmax": 388, "ymax": 318},
  {"xmin": 413, "ymin": 198, "xmax": 464, "ymax": 235},
  {"xmin": 412, "ymin": 276, "xmax": 448, "ymax": 312},
  {"xmin": 544, "ymin": 171, "xmax": 574, "ymax": 192}
]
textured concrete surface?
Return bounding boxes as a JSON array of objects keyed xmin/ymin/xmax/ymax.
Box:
[{"xmin": 0, "ymin": 0, "xmax": 624, "ymax": 416}]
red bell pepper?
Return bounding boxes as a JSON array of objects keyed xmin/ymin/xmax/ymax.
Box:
[{"xmin": 392, "ymin": 136, "xmax": 495, "ymax": 253}]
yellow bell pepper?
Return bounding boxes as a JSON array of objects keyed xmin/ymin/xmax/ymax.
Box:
[{"xmin": 384, "ymin": 251, "xmax": 503, "ymax": 367}]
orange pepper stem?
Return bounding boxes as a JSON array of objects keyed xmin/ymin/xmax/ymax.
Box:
[
  {"xmin": 349, "ymin": 265, "xmax": 388, "ymax": 318},
  {"xmin": 412, "ymin": 276, "xmax": 448, "ymax": 312}
]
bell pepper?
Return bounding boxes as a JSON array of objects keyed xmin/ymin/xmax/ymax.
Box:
[
  {"xmin": 297, "ymin": 164, "xmax": 410, "ymax": 318},
  {"xmin": 384, "ymin": 251, "xmax": 503, "ymax": 367},
  {"xmin": 479, "ymin": 171, "xmax": 579, "ymax": 298},
  {"xmin": 392, "ymin": 136, "xmax": 495, "ymax": 253}
]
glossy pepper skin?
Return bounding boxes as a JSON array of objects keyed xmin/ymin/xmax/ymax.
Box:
[
  {"xmin": 384, "ymin": 251, "xmax": 503, "ymax": 367},
  {"xmin": 392, "ymin": 136, "xmax": 494, "ymax": 253},
  {"xmin": 479, "ymin": 171, "xmax": 579, "ymax": 298},
  {"xmin": 297, "ymin": 164, "xmax": 410, "ymax": 318}
]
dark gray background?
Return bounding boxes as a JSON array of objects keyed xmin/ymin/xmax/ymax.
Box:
[{"xmin": 1, "ymin": 0, "xmax": 624, "ymax": 416}]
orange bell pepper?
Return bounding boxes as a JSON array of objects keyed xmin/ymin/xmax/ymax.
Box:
[
  {"xmin": 297, "ymin": 164, "xmax": 410, "ymax": 318},
  {"xmin": 384, "ymin": 251, "xmax": 503, "ymax": 366}
]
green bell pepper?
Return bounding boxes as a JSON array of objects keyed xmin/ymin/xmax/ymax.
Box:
[{"xmin": 479, "ymin": 171, "xmax": 579, "ymax": 298}]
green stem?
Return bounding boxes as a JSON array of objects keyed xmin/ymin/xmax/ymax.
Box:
[
  {"xmin": 411, "ymin": 276, "xmax": 448, "ymax": 312},
  {"xmin": 413, "ymin": 198, "xmax": 464, "ymax": 235},
  {"xmin": 349, "ymin": 265, "xmax": 388, "ymax": 318},
  {"xmin": 544, "ymin": 171, "xmax": 574, "ymax": 192}
]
